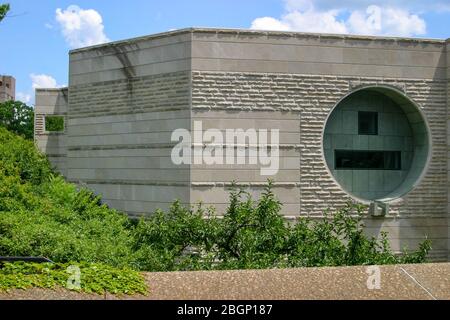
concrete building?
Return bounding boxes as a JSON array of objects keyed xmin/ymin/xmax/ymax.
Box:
[
  {"xmin": 34, "ymin": 28, "xmax": 450, "ymax": 260},
  {"xmin": 34, "ymin": 88, "xmax": 68, "ymax": 176},
  {"xmin": 0, "ymin": 75, "xmax": 15, "ymax": 102}
]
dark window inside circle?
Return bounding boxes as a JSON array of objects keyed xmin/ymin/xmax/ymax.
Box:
[
  {"xmin": 358, "ymin": 111, "xmax": 378, "ymax": 135},
  {"xmin": 335, "ymin": 150, "xmax": 401, "ymax": 170}
]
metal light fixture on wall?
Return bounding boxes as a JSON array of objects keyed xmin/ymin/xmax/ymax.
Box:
[{"xmin": 369, "ymin": 201, "xmax": 389, "ymax": 217}]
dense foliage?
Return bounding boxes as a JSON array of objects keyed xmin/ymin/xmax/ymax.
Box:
[
  {"xmin": 0, "ymin": 127, "xmax": 431, "ymax": 283},
  {"xmin": 0, "ymin": 262, "xmax": 147, "ymax": 295},
  {"xmin": 0, "ymin": 128, "xmax": 137, "ymax": 269},
  {"xmin": 0, "ymin": 101, "xmax": 34, "ymax": 140},
  {"xmin": 132, "ymin": 184, "xmax": 431, "ymax": 271}
]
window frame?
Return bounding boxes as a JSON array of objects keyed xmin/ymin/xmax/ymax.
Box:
[{"xmin": 44, "ymin": 115, "xmax": 65, "ymax": 133}]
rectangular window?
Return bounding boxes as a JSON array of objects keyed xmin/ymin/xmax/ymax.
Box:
[
  {"xmin": 45, "ymin": 116, "xmax": 65, "ymax": 132},
  {"xmin": 335, "ymin": 150, "xmax": 401, "ymax": 170},
  {"xmin": 358, "ymin": 111, "xmax": 378, "ymax": 135}
]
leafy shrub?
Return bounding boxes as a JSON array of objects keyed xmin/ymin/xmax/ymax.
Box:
[
  {"xmin": 0, "ymin": 127, "xmax": 137, "ymax": 269},
  {"xmin": 133, "ymin": 182, "xmax": 431, "ymax": 271},
  {"xmin": 0, "ymin": 175, "xmax": 137, "ymax": 268},
  {"xmin": 0, "ymin": 262, "xmax": 147, "ymax": 295},
  {"xmin": 0, "ymin": 127, "xmax": 51, "ymax": 184},
  {"xmin": 132, "ymin": 202, "xmax": 219, "ymax": 271}
]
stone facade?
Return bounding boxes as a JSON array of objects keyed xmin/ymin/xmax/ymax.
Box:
[
  {"xmin": 0, "ymin": 75, "xmax": 15, "ymax": 102},
  {"xmin": 34, "ymin": 28, "xmax": 450, "ymax": 260},
  {"xmin": 66, "ymin": 71, "xmax": 191, "ymax": 214},
  {"xmin": 191, "ymin": 72, "xmax": 447, "ymax": 214}
]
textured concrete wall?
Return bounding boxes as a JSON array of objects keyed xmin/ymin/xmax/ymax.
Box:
[
  {"xmin": 191, "ymin": 29, "xmax": 446, "ymax": 80},
  {"xmin": 191, "ymin": 71, "xmax": 447, "ymax": 212},
  {"xmin": 67, "ymin": 108, "xmax": 191, "ymax": 216},
  {"xmin": 191, "ymin": 70, "xmax": 448, "ymax": 259},
  {"xmin": 190, "ymin": 109, "xmax": 301, "ymax": 214},
  {"xmin": 69, "ymin": 30, "xmax": 191, "ymax": 86},
  {"xmin": 67, "ymin": 33, "xmax": 192, "ymax": 217},
  {"xmin": 34, "ymin": 88, "xmax": 68, "ymax": 175},
  {"xmin": 187, "ymin": 30, "xmax": 449, "ymax": 259}
]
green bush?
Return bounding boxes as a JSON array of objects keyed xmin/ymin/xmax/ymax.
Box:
[
  {"xmin": 0, "ymin": 126, "xmax": 431, "ymax": 278},
  {"xmin": 133, "ymin": 182, "xmax": 431, "ymax": 271},
  {"xmin": 0, "ymin": 174, "xmax": 137, "ymax": 268},
  {"xmin": 0, "ymin": 128, "xmax": 51, "ymax": 185},
  {"xmin": 0, "ymin": 127, "xmax": 137, "ymax": 269}
]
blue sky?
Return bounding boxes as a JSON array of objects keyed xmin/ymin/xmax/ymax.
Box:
[{"xmin": 1, "ymin": 0, "xmax": 449, "ymax": 105}]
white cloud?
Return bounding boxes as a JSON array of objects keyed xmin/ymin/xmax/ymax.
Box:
[
  {"xmin": 15, "ymin": 74, "xmax": 64, "ymax": 106},
  {"xmin": 31, "ymin": 74, "xmax": 64, "ymax": 90},
  {"xmin": 287, "ymin": 0, "xmax": 450, "ymax": 12},
  {"xmin": 282, "ymin": 9, "xmax": 347, "ymax": 34},
  {"xmin": 16, "ymin": 92, "xmax": 32, "ymax": 104},
  {"xmin": 251, "ymin": 0, "xmax": 427, "ymax": 37},
  {"xmin": 251, "ymin": 17, "xmax": 290, "ymax": 31},
  {"xmin": 347, "ymin": 5, "xmax": 426, "ymax": 36},
  {"xmin": 55, "ymin": 5, "xmax": 109, "ymax": 49}
]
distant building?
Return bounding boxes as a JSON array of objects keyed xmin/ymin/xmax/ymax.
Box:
[
  {"xmin": 34, "ymin": 28, "xmax": 450, "ymax": 261},
  {"xmin": 0, "ymin": 75, "xmax": 15, "ymax": 102}
]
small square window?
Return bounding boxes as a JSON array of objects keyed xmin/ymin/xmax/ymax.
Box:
[
  {"xmin": 45, "ymin": 116, "xmax": 65, "ymax": 132},
  {"xmin": 358, "ymin": 111, "xmax": 378, "ymax": 135},
  {"xmin": 5, "ymin": 83, "xmax": 9, "ymax": 88}
]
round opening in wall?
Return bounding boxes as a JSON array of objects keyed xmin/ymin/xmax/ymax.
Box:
[{"xmin": 323, "ymin": 86, "xmax": 430, "ymax": 202}]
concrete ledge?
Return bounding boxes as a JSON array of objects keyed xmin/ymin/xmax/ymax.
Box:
[
  {"xmin": 69, "ymin": 28, "xmax": 446, "ymax": 55},
  {"xmin": 0, "ymin": 263, "xmax": 448, "ymax": 300}
]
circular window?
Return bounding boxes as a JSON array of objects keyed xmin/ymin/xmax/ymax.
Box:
[{"xmin": 323, "ymin": 86, "xmax": 430, "ymax": 202}]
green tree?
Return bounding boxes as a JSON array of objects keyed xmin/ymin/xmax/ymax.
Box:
[
  {"xmin": 0, "ymin": 3, "xmax": 9, "ymax": 22},
  {"xmin": 0, "ymin": 100, "xmax": 34, "ymax": 140}
]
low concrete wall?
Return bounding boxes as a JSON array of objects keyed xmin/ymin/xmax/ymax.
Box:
[{"xmin": 1, "ymin": 263, "xmax": 448, "ymax": 300}]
